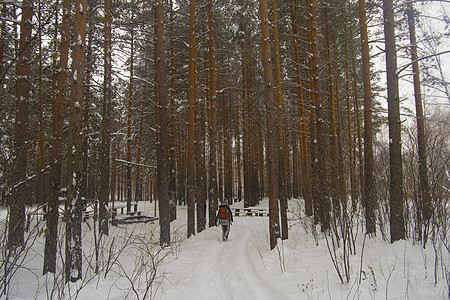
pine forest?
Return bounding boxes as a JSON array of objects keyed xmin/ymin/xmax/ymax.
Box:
[{"xmin": 0, "ymin": 0, "xmax": 449, "ymax": 299}]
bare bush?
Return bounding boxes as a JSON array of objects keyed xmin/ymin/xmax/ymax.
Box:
[{"xmin": 0, "ymin": 211, "xmax": 43, "ymax": 298}]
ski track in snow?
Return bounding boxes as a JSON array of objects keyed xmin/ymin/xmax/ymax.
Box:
[{"xmin": 157, "ymin": 222, "xmax": 288, "ymax": 300}]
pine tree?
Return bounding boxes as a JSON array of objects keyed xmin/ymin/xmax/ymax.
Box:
[
  {"xmin": 383, "ymin": 0, "xmax": 405, "ymax": 242},
  {"xmin": 187, "ymin": 0, "xmax": 197, "ymax": 238},
  {"xmin": 271, "ymin": 0, "xmax": 288, "ymax": 241},
  {"xmin": 156, "ymin": 0, "xmax": 171, "ymax": 247},
  {"xmin": 258, "ymin": 0, "xmax": 280, "ymax": 250},
  {"xmin": 44, "ymin": 0, "xmax": 71, "ymax": 275},
  {"xmin": 406, "ymin": 1, "xmax": 432, "ymax": 244},
  {"xmin": 99, "ymin": 0, "xmax": 112, "ymax": 236},
  {"xmin": 65, "ymin": 0, "xmax": 87, "ymax": 282},
  {"xmin": 9, "ymin": 0, "xmax": 33, "ymax": 249},
  {"xmin": 358, "ymin": 0, "xmax": 376, "ymax": 234}
]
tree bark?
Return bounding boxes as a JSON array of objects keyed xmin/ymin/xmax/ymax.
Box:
[
  {"xmin": 44, "ymin": 0, "xmax": 70, "ymax": 275},
  {"xmin": 38, "ymin": 1, "xmax": 45, "ymax": 206},
  {"xmin": 345, "ymin": 39, "xmax": 357, "ymax": 212},
  {"xmin": 195, "ymin": 56, "xmax": 206, "ymax": 233},
  {"xmin": 126, "ymin": 9, "xmax": 134, "ymax": 212},
  {"xmin": 99, "ymin": 0, "xmax": 112, "ymax": 236},
  {"xmin": 358, "ymin": 0, "xmax": 376, "ymax": 234},
  {"xmin": 290, "ymin": 0, "xmax": 312, "ymax": 214},
  {"xmin": 406, "ymin": 2, "xmax": 432, "ymax": 244},
  {"xmin": 271, "ymin": 0, "xmax": 288, "ymax": 241},
  {"xmin": 156, "ymin": 0, "xmax": 170, "ymax": 246},
  {"xmin": 307, "ymin": 0, "xmax": 330, "ymax": 231},
  {"xmin": 325, "ymin": 2, "xmax": 340, "ymax": 219},
  {"xmin": 66, "ymin": 0, "xmax": 87, "ymax": 282},
  {"xmin": 258, "ymin": 0, "xmax": 280, "ymax": 250},
  {"xmin": 9, "ymin": 0, "xmax": 33, "ymax": 249},
  {"xmin": 169, "ymin": 0, "xmax": 177, "ymax": 222},
  {"xmin": 208, "ymin": 0, "xmax": 218, "ymax": 227},
  {"xmin": 383, "ymin": 0, "xmax": 405, "ymax": 242},
  {"xmin": 350, "ymin": 24, "xmax": 364, "ymax": 212},
  {"xmin": 0, "ymin": 4, "xmax": 6, "ymax": 79},
  {"xmin": 187, "ymin": 0, "xmax": 197, "ymax": 238}
]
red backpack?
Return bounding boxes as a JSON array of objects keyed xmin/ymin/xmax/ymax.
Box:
[{"xmin": 219, "ymin": 206, "xmax": 229, "ymax": 219}]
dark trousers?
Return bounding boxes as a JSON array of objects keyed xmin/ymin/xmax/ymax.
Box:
[{"xmin": 221, "ymin": 222, "xmax": 230, "ymax": 241}]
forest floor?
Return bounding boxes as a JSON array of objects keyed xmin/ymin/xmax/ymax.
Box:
[{"xmin": 1, "ymin": 199, "xmax": 448, "ymax": 299}]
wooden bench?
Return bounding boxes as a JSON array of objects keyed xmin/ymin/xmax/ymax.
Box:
[
  {"xmin": 112, "ymin": 202, "xmax": 138, "ymax": 215},
  {"xmin": 233, "ymin": 207, "xmax": 269, "ymax": 217},
  {"xmin": 115, "ymin": 215, "xmax": 158, "ymax": 225}
]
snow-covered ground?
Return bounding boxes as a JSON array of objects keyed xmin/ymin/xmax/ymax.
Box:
[{"xmin": 0, "ymin": 199, "xmax": 448, "ymax": 299}]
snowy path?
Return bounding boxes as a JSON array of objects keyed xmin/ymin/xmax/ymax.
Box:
[{"xmin": 156, "ymin": 219, "xmax": 289, "ymax": 300}]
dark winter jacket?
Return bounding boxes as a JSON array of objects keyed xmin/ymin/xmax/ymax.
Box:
[{"xmin": 215, "ymin": 204, "xmax": 233, "ymax": 225}]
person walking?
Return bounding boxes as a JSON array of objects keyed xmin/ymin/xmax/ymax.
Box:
[{"xmin": 215, "ymin": 199, "xmax": 233, "ymax": 241}]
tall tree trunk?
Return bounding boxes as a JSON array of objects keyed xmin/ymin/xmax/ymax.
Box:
[
  {"xmin": 208, "ymin": 0, "xmax": 218, "ymax": 227},
  {"xmin": 135, "ymin": 59, "xmax": 146, "ymax": 204},
  {"xmin": 99, "ymin": 0, "xmax": 112, "ymax": 236},
  {"xmin": 307, "ymin": 0, "xmax": 330, "ymax": 231},
  {"xmin": 223, "ymin": 84, "xmax": 233, "ymax": 203},
  {"xmin": 169, "ymin": 0, "xmax": 177, "ymax": 221},
  {"xmin": 156, "ymin": 0, "xmax": 170, "ymax": 246},
  {"xmin": 218, "ymin": 94, "xmax": 224, "ymax": 201},
  {"xmin": 111, "ymin": 122, "xmax": 120, "ymax": 211},
  {"xmin": 83, "ymin": 0, "xmax": 93, "ymax": 210},
  {"xmin": 358, "ymin": 0, "xmax": 376, "ymax": 234},
  {"xmin": 38, "ymin": 1, "xmax": 45, "ymax": 205},
  {"xmin": 290, "ymin": 0, "xmax": 312, "ymax": 215},
  {"xmin": 0, "ymin": 4, "xmax": 6, "ymax": 79},
  {"xmin": 126, "ymin": 11, "xmax": 134, "ymax": 213},
  {"xmin": 196, "ymin": 60, "xmax": 206, "ymax": 233},
  {"xmin": 258, "ymin": 0, "xmax": 280, "ymax": 250},
  {"xmin": 325, "ymin": 2, "xmax": 340, "ymax": 219},
  {"xmin": 406, "ymin": 2, "xmax": 432, "ymax": 244},
  {"xmin": 66, "ymin": 0, "xmax": 87, "ymax": 282},
  {"xmin": 236, "ymin": 106, "xmax": 242, "ymax": 203},
  {"xmin": 332, "ymin": 31, "xmax": 347, "ymax": 212},
  {"xmin": 241, "ymin": 38, "xmax": 250, "ymax": 208},
  {"xmin": 345, "ymin": 40, "xmax": 357, "ymax": 212},
  {"xmin": 187, "ymin": 0, "xmax": 197, "ymax": 238},
  {"xmin": 383, "ymin": 0, "xmax": 405, "ymax": 242},
  {"xmin": 271, "ymin": 0, "xmax": 288, "ymax": 240},
  {"xmin": 306, "ymin": 0, "xmax": 318, "ymax": 224},
  {"xmin": 9, "ymin": 0, "xmax": 33, "ymax": 249},
  {"xmin": 44, "ymin": 0, "xmax": 69, "ymax": 274},
  {"xmin": 350, "ymin": 24, "xmax": 364, "ymax": 212}
]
